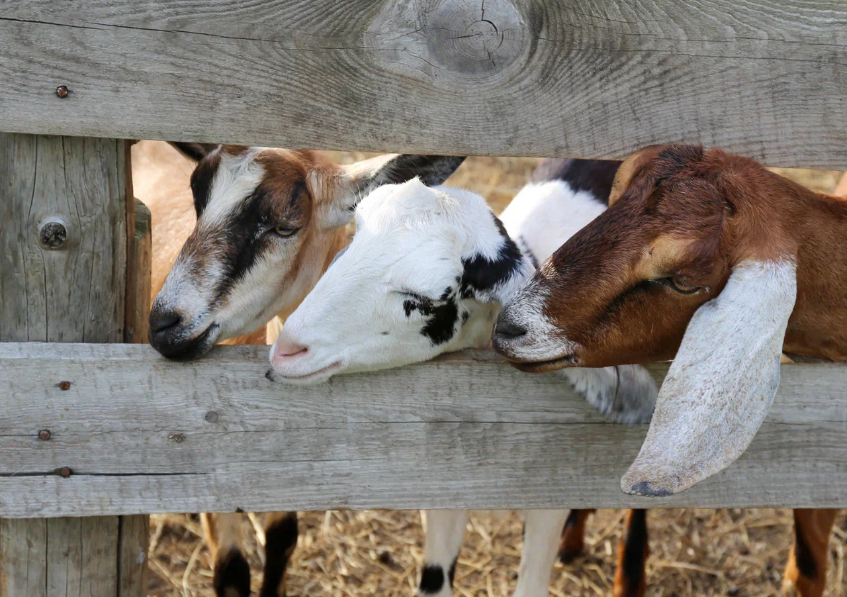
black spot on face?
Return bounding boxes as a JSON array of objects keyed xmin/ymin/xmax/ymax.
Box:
[
  {"xmin": 213, "ymin": 179, "xmax": 308, "ymax": 304},
  {"xmin": 419, "ymin": 565, "xmax": 445, "ymax": 593},
  {"xmin": 403, "ymin": 295, "xmax": 459, "ymax": 346},
  {"xmin": 460, "ymin": 214, "xmax": 523, "ymax": 299},
  {"xmin": 381, "ymin": 331, "xmax": 389, "ymax": 335},
  {"xmin": 440, "ymin": 286, "xmax": 453, "ymax": 300}
]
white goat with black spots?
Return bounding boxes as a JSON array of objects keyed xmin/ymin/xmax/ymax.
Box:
[{"xmin": 269, "ymin": 160, "xmax": 658, "ymax": 597}]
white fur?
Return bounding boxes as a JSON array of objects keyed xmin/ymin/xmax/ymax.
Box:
[
  {"xmin": 270, "ymin": 173, "xmax": 657, "ymax": 597},
  {"xmin": 269, "ymin": 179, "xmax": 529, "ymax": 383},
  {"xmin": 622, "ymin": 259, "xmax": 797, "ymax": 496},
  {"xmin": 200, "ymin": 148, "xmax": 266, "ymax": 226},
  {"xmin": 500, "ymin": 181, "xmax": 606, "ymax": 263}
]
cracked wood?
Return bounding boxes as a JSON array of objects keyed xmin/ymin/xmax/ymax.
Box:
[{"xmin": 0, "ymin": 0, "xmax": 845, "ymax": 167}]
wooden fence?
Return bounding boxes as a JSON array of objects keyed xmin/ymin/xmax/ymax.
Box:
[{"xmin": 0, "ymin": 0, "xmax": 845, "ymax": 594}]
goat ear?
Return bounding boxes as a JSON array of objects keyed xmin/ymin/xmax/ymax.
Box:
[
  {"xmin": 608, "ymin": 146, "xmax": 676, "ymax": 206},
  {"xmin": 168, "ymin": 142, "xmax": 220, "ymax": 163},
  {"xmin": 621, "ymin": 259, "xmax": 796, "ymax": 496},
  {"xmin": 322, "ymin": 154, "xmax": 466, "ymax": 229}
]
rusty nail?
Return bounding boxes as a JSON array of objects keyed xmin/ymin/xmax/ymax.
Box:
[
  {"xmin": 59, "ymin": 381, "xmax": 71, "ymax": 391},
  {"xmin": 59, "ymin": 467, "xmax": 72, "ymax": 478},
  {"xmin": 56, "ymin": 85, "xmax": 70, "ymax": 98},
  {"xmin": 38, "ymin": 429, "xmax": 51, "ymax": 441},
  {"xmin": 204, "ymin": 411, "xmax": 219, "ymax": 423}
]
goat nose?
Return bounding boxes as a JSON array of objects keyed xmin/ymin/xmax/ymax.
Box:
[
  {"xmin": 494, "ymin": 318, "xmax": 527, "ymax": 339},
  {"xmin": 271, "ymin": 337, "xmax": 308, "ymax": 364},
  {"xmin": 149, "ymin": 309, "xmax": 182, "ymax": 334}
]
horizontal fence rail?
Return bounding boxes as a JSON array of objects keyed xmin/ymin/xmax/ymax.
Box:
[
  {"xmin": 0, "ymin": 0, "xmax": 845, "ymax": 167},
  {"xmin": 1, "ymin": 342, "xmax": 846, "ymax": 517}
]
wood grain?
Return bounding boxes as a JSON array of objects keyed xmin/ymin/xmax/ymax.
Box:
[
  {"xmin": 125, "ymin": 198, "xmax": 152, "ymax": 344},
  {"xmin": 0, "ymin": 1, "xmax": 845, "ymax": 167},
  {"xmin": 0, "ymin": 133, "xmax": 144, "ymax": 597},
  {"xmin": 0, "ymin": 343, "xmax": 845, "ymax": 516},
  {"xmin": 0, "ymin": 134, "xmax": 127, "ymax": 343}
]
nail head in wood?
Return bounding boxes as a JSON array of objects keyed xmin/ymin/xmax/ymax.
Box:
[
  {"xmin": 55, "ymin": 85, "xmax": 70, "ymax": 98},
  {"xmin": 38, "ymin": 217, "xmax": 69, "ymax": 250},
  {"xmin": 58, "ymin": 381, "xmax": 71, "ymax": 391},
  {"xmin": 38, "ymin": 429, "xmax": 51, "ymax": 441},
  {"xmin": 204, "ymin": 411, "xmax": 219, "ymax": 423},
  {"xmin": 59, "ymin": 467, "xmax": 72, "ymax": 478}
]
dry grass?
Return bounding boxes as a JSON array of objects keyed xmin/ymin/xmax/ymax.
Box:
[
  {"xmin": 147, "ymin": 152, "xmax": 846, "ymax": 597},
  {"xmin": 149, "ymin": 509, "xmax": 847, "ymax": 597}
]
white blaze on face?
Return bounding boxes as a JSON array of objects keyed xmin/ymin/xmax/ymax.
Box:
[
  {"xmin": 268, "ymin": 179, "xmax": 528, "ymax": 385},
  {"xmin": 153, "ymin": 149, "xmax": 309, "ymax": 343},
  {"xmin": 622, "ymin": 258, "xmax": 797, "ymax": 496}
]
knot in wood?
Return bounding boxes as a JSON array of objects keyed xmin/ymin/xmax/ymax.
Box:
[
  {"xmin": 427, "ymin": 0, "xmax": 524, "ymax": 75},
  {"xmin": 38, "ymin": 218, "xmax": 69, "ymax": 250}
]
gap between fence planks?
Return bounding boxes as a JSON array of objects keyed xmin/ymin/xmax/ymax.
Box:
[
  {"xmin": 0, "ymin": 0, "xmax": 845, "ymax": 168},
  {"xmin": 1, "ymin": 343, "xmax": 846, "ymax": 517}
]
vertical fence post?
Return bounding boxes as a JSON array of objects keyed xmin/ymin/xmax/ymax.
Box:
[{"xmin": 0, "ymin": 133, "xmax": 148, "ymax": 596}]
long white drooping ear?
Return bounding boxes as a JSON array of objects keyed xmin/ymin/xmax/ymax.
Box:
[
  {"xmin": 621, "ymin": 259, "xmax": 797, "ymax": 496},
  {"xmin": 322, "ymin": 154, "xmax": 466, "ymax": 229}
]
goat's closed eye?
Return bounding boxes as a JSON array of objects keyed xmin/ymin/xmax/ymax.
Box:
[
  {"xmin": 271, "ymin": 225, "xmax": 300, "ymax": 238},
  {"xmin": 656, "ymin": 277, "xmax": 702, "ymax": 295}
]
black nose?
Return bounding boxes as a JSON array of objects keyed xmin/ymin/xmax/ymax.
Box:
[
  {"xmin": 149, "ymin": 309, "xmax": 181, "ymax": 334},
  {"xmin": 494, "ymin": 318, "xmax": 527, "ymax": 339}
]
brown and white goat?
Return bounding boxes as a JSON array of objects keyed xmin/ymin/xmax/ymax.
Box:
[
  {"xmin": 495, "ymin": 144, "xmax": 846, "ymax": 597},
  {"xmin": 140, "ymin": 140, "xmax": 464, "ymax": 597}
]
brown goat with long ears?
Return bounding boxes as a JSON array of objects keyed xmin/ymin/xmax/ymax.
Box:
[{"xmin": 494, "ymin": 144, "xmax": 846, "ymax": 596}]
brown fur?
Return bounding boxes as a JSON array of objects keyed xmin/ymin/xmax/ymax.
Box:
[
  {"xmin": 132, "ymin": 141, "xmax": 268, "ymax": 347},
  {"xmin": 783, "ymin": 509, "xmax": 838, "ymax": 597},
  {"xmin": 510, "ymin": 144, "xmax": 847, "ymax": 596},
  {"xmin": 557, "ymin": 509, "xmax": 595, "ymax": 563},
  {"xmin": 134, "ymin": 142, "xmax": 325, "ymax": 596},
  {"xmin": 528, "ymin": 145, "xmax": 847, "ymax": 367},
  {"xmin": 613, "ymin": 509, "xmax": 648, "ymax": 597}
]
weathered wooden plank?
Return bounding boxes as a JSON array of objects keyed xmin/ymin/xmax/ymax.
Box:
[
  {"xmin": 0, "ymin": 133, "xmax": 144, "ymax": 596},
  {"xmin": 0, "ymin": 1, "xmax": 845, "ymax": 167},
  {"xmin": 117, "ymin": 515, "xmax": 149, "ymax": 597},
  {"xmin": 125, "ymin": 198, "xmax": 152, "ymax": 344},
  {"xmin": 0, "ymin": 134, "xmax": 127, "ymax": 343},
  {"xmin": 0, "ymin": 343, "xmax": 845, "ymax": 516},
  {"xmin": 0, "ymin": 519, "xmax": 47, "ymax": 597}
]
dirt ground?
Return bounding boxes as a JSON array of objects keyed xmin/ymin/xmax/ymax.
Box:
[{"xmin": 145, "ymin": 149, "xmax": 846, "ymax": 597}]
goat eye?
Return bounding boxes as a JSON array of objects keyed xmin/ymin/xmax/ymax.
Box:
[
  {"xmin": 666, "ymin": 277, "xmax": 700, "ymax": 295},
  {"xmin": 272, "ymin": 225, "xmax": 299, "ymax": 238}
]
